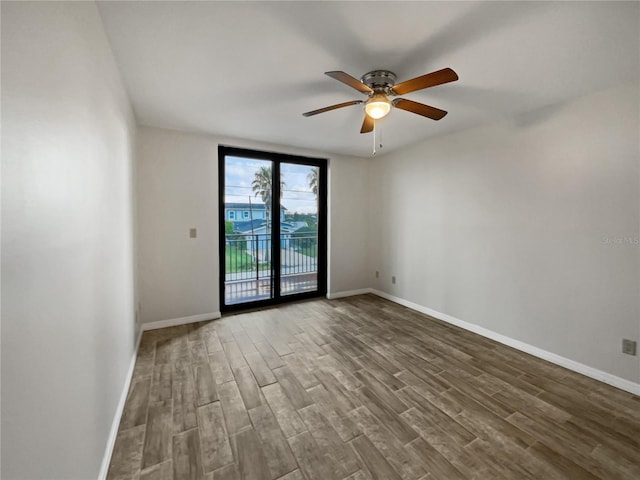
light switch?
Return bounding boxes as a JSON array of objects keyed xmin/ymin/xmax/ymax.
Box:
[{"xmin": 189, "ymin": 228, "xmax": 197, "ymax": 238}]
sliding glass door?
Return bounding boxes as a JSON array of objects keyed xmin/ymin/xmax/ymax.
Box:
[{"xmin": 218, "ymin": 146, "xmax": 327, "ymax": 312}]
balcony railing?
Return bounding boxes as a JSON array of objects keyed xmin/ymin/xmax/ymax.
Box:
[{"xmin": 225, "ymin": 232, "xmax": 318, "ymax": 304}]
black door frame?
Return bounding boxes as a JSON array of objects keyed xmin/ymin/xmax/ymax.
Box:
[{"xmin": 218, "ymin": 145, "xmax": 328, "ymax": 313}]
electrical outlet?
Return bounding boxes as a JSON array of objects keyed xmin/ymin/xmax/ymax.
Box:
[
  {"xmin": 375, "ymin": 271, "xmax": 379, "ymax": 278},
  {"xmin": 622, "ymin": 339, "xmax": 637, "ymax": 356},
  {"xmin": 189, "ymin": 228, "xmax": 197, "ymax": 238},
  {"xmin": 392, "ymin": 276, "xmax": 396, "ymax": 284}
]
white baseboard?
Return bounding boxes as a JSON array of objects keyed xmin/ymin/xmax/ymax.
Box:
[
  {"xmin": 327, "ymin": 288, "xmax": 374, "ymax": 300},
  {"xmin": 141, "ymin": 312, "xmax": 222, "ymax": 331},
  {"xmin": 98, "ymin": 328, "xmax": 143, "ymax": 480},
  {"xmin": 369, "ymin": 289, "xmax": 640, "ymax": 396}
]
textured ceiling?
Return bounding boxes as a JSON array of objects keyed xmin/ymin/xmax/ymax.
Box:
[{"xmin": 97, "ymin": 1, "xmax": 640, "ymax": 158}]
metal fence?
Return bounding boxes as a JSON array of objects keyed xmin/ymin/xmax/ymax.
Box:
[{"xmin": 225, "ymin": 232, "xmax": 318, "ymax": 303}]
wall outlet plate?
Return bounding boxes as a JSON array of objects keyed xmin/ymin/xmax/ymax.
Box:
[
  {"xmin": 392, "ymin": 276, "xmax": 396, "ymax": 284},
  {"xmin": 189, "ymin": 228, "xmax": 197, "ymax": 238},
  {"xmin": 622, "ymin": 339, "xmax": 637, "ymax": 356}
]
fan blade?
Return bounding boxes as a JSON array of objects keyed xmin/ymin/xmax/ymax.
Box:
[
  {"xmin": 393, "ymin": 98, "xmax": 448, "ymax": 120},
  {"xmin": 302, "ymin": 100, "xmax": 363, "ymax": 117},
  {"xmin": 360, "ymin": 114, "xmax": 374, "ymax": 134},
  {"xmin": 391, "ymin": 68, "xmax": 458, "ymax": 95},
  {"xmin": 325, "ymin": 71, "xmax": 373, "ymax": 94}
]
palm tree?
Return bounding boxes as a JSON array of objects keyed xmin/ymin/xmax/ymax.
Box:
[
  {"xmin": 307, "ymin": 167, "xmax": 319, "ymax": 199},
  {"xmin": 251, "ymin": 165, "xmax": 285, "ymax": 233}
]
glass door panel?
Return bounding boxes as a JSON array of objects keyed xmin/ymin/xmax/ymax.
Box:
[
  {"xmin": 223, "ymin": 156, "xmax": 274, "ymax": 305},
  {"xmin": 280, "ymin": 163, "xmax": 319, "ymax": 296}
]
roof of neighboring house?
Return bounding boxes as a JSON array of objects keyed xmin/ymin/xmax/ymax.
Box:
[
  {"xmin": 232, "ymin": 219, "xmax": 266, "ymax": 233},
  {"xmin": 225, "ymin": 202, "xmax": 287, "ymax": 211}
]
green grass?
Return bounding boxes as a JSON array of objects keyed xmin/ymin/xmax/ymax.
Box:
[
  {"xmin": 225, "ymin": 246, "xmax": 256, "ymax": 273},
  {"xmin": 225, "ymin": 246, "xmax": 273, "ymax": 274}
]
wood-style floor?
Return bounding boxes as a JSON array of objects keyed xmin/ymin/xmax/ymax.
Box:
[{"xmin": 107, "ymin": 295, "xmax": 640, "ymax": 480}]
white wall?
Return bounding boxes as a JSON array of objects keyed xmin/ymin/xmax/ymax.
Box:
[
  {"xmin": 136, "ymin": 126, "xmax": 370, "ymax": 325},
  {"xmin": 1, "ymin": 2, "xmax": 138, "ymax": 479},
  {"xmin": 370, "ymin": 83, "xmax": 640, "ymax": 385}
]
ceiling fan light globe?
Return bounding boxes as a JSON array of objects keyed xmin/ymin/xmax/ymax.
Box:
[{"xmin": 365, "ymin": 100, "xmax": 391, "ymax": 119}]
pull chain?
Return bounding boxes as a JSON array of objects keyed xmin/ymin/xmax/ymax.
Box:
[
  {"xmin": 372, "ymin": 119, "xmax": 376, "ymax": 156},
  {"xmin": 372, "ymin": 120, "xmax": 383, "ymax": 156}
]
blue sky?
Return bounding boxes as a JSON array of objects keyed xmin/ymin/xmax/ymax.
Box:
[{"xmin": 225, "ymin": 156, "xmax": 318, "ymax": 214}]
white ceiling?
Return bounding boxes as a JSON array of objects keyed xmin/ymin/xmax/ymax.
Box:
[{"xmin": 97, "ymin": 1, "xmax": 639, "ymax": 158}]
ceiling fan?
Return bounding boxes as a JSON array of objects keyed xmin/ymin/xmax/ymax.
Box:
[{"xmin": 302, "ymin": 68, "xmax": 459, "ymax": 133}]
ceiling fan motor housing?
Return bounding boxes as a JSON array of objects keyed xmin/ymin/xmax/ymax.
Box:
[{"xmin": 361, "ymin": 70, "xmax": 397, "ymax": 93}]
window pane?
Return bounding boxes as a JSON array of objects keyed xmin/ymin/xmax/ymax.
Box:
[{"xmin": 280, "ymin": 163, "xmax": 318, "ymax": 296}]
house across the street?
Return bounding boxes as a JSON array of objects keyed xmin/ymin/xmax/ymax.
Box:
[{"xmin": 224, "ymin": 202, "xmax": 287, "ymax": 223}]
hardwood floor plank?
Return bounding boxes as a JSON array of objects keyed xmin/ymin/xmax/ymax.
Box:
[
  {"xmin": 343, "ymin": 471, "xmax": 374, "ymax": 480},
  {"xmin": 150, "ymin": 363, "xmax": 173, "ymax": 403},
  {"xmin": 233, "ymin": 330, "xmax": 258, "ymax": 355},
  {"xmin": 222, "ymin": 340, "xmax": 248, "ymax": 369},
  {"xmin": 353, "ymin": 370, "xmax": 407, "ymax": 414},
  {"xmin": 315, "ymin": 368, "xmax": 361, "ymax": 414},
  {"xmin": 277, "ymin": 470, "xmax": 305, "ymax": 480},
  {"xmin": 209, "ymin": 351, "xmax": 234, "ymax": 385},
  {"xmin": 437, "ymin": 370, "xmax": 514, "ymax": 418},
  {"xmin": 527, "ymin": 441, "xmax": 599, "ymax": 480},
  {"xmin": 248, "ymin": 404, "xmax": 298, "ymax": 479},
  {"xmin": 142, "ymin": 401, "xmax": 173, "ymax": 469},
  {"xmin": 394, "ymin": 371, "xmax": 461, "ymax": 417},
  {"xmin": 350, "ymin": 434, "xmax": 402, "ymax": 480},
  {"xmin": 173, "ymin": 429, "xmax": 205, "ymax": 480},
  {"xmin": 396, "ymin": 387, "xmax": 476, "ymax": 446},
  {"xmin": 203, "ymin": 331, "xmax": 224, "ymax": 354},
  {"xmin": 140, "ymin": 461, "xmax": 173, "ymax": 480},
  {"xmin": 355, "ymin": 387, "xmax": 417, "ymax": 444},
  {"xmin": 244, "ymin": 351, "xmax": 277, "ymax": 387},
  {"xmin": 211, "ymin": 464, "xmax": 240, "ymax": 480},
  {"xmin": 216, "ymin": 323, "xmax": 236, "ymax": 344},
  {"xmin": 299, "ymin": 404, "xmax": 361, "ymax": 478},
  {"xmin": 155, "ymin": 338, "xmax": 174, "ymax": 365},
  {"xmin": 194, "ymin": 362, "xmax": 218, "ymax": 406},
  {"xmin": 352, "ymin": 356, "xmax": 407, "ymax": 391},
  {"xmin": 173, "ymin": 376, "xmax": 198, "ymax": 433},
  {"xmin": 218, "ymin": 381, "xmax": 252, "ymax": 435},
  {"xmin": 262, "ymin": 383, "xmax": 307, "ymax": 438},
  {"xmin": 306, "ymin": 384, "xmax": 362, "ymax": 442},
  {"xmin": 260, "ymin": 327, "xmax": 293, "ymax": 356},
  {"xmin": 491, "ymin": 386, "xmax": 570, "ymax": 424},
  {"xmin": 288, "ymin": 431, "xmax": 337, "ymax": 480},
  {"xmin": 190, "ymin": 340, "xmax": 209, "ymax": 363},
  {"xmin": 281, "ymin": 353, "xmax": 320, "ymax": 389},
  {"xmin": 404, "ymin": 437, "xmax": 465, "ymax": 480},
  {"xmin": 230, "ymin": 428, "xmax": 271, "ymax": 480},
  {"xmin": 273, "ymin": 365, "xmax": 314, "ymax": 409},
  {"xmin": 233, "ymin": 366, "xmax": 263, "ymax": 410},
  {"xmin": 507, "ymin": 411, "xmax": 624, "ymax": 479},
  {"xmin": 322, "ymin": 343, "xmax": 361, "ymax": 372},
  {"xmin": 443, "ymin": 387, "xmax": 532, "ymax": 447},
  {"xmin": 120, "ymin": 377, "xmax": 151, "ymax": 429},
  {"xmin": 133, "ymin": 339, "xmax": 155, "ymax": 377},
  {"xmin": 197, "ymin": 402, "xmax": 233, "ymax": 472},
  {"xmin": 254, "ymin": 341, "xmax": 285, "ymax": 369},
  {"xmin": 240, "ymin": 318, "xmax": 268, "ymax": 345},
  {"xmin": 186, "ymin": 323, "xmax": 203, "ymax": 342},
  {"xmin": 107, "ymin": 425, "xmax": 145, "ymax": 480},
  {"xmin": 348, "ymin": 407, "xmax": 427, "ymax": 480}
]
